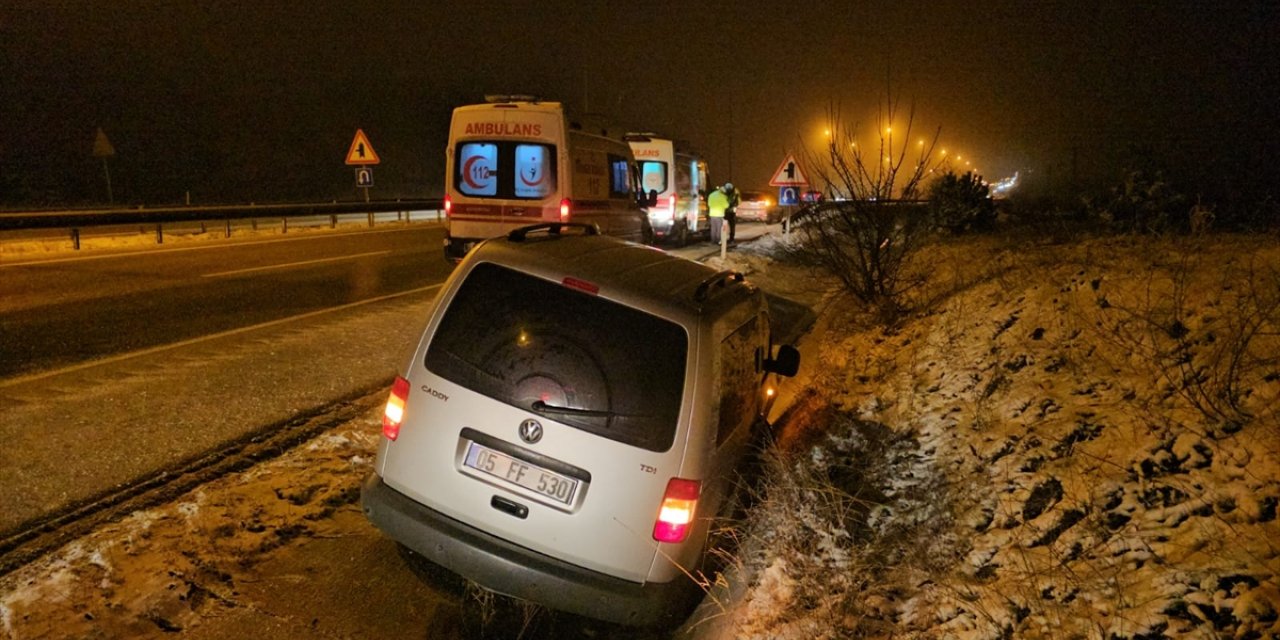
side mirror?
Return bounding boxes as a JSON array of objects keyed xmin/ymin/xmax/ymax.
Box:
[
  {"xmin": 645, "ymin": 189, "xmax": 659, "ymax": 208},
  {"xmin": 764, "ymin": 344, "xmax": 800, "ymax": 377}
]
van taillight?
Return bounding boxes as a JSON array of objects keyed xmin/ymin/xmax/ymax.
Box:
[
  {"xmin": 382, "ymin": 376, "xmax": 410, "ymax": 441},
  {"xmin": 653, "ymin": 478, "xmax": 700, "ymax": 543},
  {"xmin": 667, "ymin": 194, "xmax": 677, "ymax": 218},
  {"xmin": 444, "ymin": 194, "xmax": 452, "ymax": 218},
  {"xmin": 560, "ymin": 198, "xmax": 572, "ymax": 221}
]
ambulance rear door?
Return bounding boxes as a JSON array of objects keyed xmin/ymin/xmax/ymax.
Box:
[{"xmin": 447, "ymin": 103, "xmax": 565, "ymax": 240}]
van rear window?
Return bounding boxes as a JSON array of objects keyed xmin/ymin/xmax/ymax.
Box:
[
  {"xmin": 639, "ymin": 160, "xmax": 668, "ymax": 195},
  {"xmin": 456, "ymin": 141, "xmax": 556, "ymax": 200},
  {"xmin": 609, "ymin": 154, "xmax": 633, "ymax": 198},
  {"xmin": 426, "ymin": 263, "xmax": 688, "ymax": 452}
]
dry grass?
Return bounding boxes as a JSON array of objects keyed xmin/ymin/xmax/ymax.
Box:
[{"xmin": 705, "ymin": 232, "xmax": 1280, "ymax": 640}]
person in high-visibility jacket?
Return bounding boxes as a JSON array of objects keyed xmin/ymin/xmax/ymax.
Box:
[
  {"xmin": 724, "ymin": 182, "xmax": 741, "ymax": 243},
  {"xmin": 707, "ymin": 185, "xmax": 729, "ymax": 244}
]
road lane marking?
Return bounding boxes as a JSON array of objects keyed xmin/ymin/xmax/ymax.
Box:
[
  {"xmin": 202, "ymin": 250, "xmax": 391, "ymax": 278},
  {"xmin": 0, "ymin": 283, "xmax": 444, "ymax": 390}
]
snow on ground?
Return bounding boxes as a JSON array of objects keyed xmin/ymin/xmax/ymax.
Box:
[
  {"xmin": 693, "ymin": 231, "xmax": 1280, "ymax": 639},
  {"xmin": 2, "ymin": 227, "xmax": 1276, "ymax": 639},
  {"xmin": 0, "ymin": 409, "xmax": 381, "ymax": 638}
]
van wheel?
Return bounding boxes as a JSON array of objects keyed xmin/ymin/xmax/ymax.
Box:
[
  {"xmin": 641, "ymin": 220, "xmax": 656, "ymax": 246},
  {"xmin": 675, "ymin": 222, "xmax": 690, "ymax": 247}
]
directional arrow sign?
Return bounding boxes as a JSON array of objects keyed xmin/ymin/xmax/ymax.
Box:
[
  {"xmin": 768, "ymin": 154, "xmax": 809, "ymax": 187},
  {"xmin": 345, "ymin": 129, "xmax": 381, "ymax": 166}
]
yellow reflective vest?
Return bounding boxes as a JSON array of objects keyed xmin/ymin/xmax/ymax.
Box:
[{"xmin": 707, "ymin": 189, "xmax": 729, "ymax": 218}]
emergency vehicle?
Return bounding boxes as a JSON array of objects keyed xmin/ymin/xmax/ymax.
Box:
[
  {"xmin": 443, "ymin": 96, "xmax": 651, "ymax": 261},
  {"xmin": 624, "ymin": 133, "xmax": 710, "ymax": 246}
]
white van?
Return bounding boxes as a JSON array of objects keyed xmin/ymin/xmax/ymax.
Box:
[
  {"xmin": 362, "ymin": 224, "xmax": 800, "ymax": 628},
  {"xmin": 443, "ymin": 96, "xmax": 651, "ymax": 261},
  {"xmin": 625, "ymin": 133, "xmax": 710, "ymax": 246}
]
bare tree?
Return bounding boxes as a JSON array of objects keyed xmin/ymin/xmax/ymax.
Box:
[{"xmin": 784, "ymin": 86, "xmax": 949, "ymax": 320}]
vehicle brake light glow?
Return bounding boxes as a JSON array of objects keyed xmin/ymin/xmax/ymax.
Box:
[
  {"xmin": 667, "ymin": 194, "xmax": 677, "ymax": 218},
  {"xmin": 653, "ymin": 478, "xmax": 700, "ymax": 543},
  {"xmin": 382, "ymin": 376, "xmax": 411, "ymax": 441},
  {"xmin": 560, "ymin": 198, "xmax": 572, "ymax": 221},
  {"xmin": 444, "ymin": 194, "xmax": 453, "ymax": 218},
  {"xmin": 562, "ymin": 277, "xmax": 600, "ymax": 295}
]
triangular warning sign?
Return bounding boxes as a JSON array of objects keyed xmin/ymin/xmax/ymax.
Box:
[
  {"xmin": 768, "ymin": 154, "xmax": 809, "ymax": 187},
  {"xmin": 92, "ymin": 128, "xmax": 115, "ymax": 158},
  {"xmin": 345, "ymin": 129, "xmax": 381, "ymax": 165}
]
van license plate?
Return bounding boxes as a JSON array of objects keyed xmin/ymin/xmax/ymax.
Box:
[{"xmin": 463, "ymin": 443, "xmax": 579, "ymax": 505}]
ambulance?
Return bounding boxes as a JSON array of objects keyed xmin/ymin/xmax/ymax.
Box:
[
  {"xmin": 625, "ymin": 133, "xmax": 710, "ymax": 246},
  {"xmin": 443, "ymin": 96, "xmax": 652, "ymax": 261}
]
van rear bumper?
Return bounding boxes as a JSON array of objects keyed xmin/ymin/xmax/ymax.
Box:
[
  {"xmin": 443, "ymin": 234, "xmax": 480, "ymax": 262},
  {"xmin": 360, "ymin": 472, "xmax": 701, "ymax": 628}
]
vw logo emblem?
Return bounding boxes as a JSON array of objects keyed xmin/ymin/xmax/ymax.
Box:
[{"xmin": 519, "ymin": 419, "xmax": 543, "ymax": 444}]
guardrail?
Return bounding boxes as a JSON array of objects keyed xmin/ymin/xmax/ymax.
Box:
[
  {"xmin": 0, "ymin": 199, "xmax": 443, "ymax": 231},
  {"xmin": 0, "ymin": 199, "xmax": 444, "ymax": 250}
]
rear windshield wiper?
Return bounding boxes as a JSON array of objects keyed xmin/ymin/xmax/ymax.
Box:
[{"xmin": 531, "ymin": 400, "xmax": 618, "ymax": 418}]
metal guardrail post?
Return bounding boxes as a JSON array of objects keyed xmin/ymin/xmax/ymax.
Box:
[
  {"xmin": 282, "ymin": 218, "xmax": 288, "ymax": 234},
  {"xmin": 225, "ymin": 219, "xmax": 232, "ymax": 238},
  {"xmin": 367, "ymin": 212, "xmax": 374, "ymax": 227},
  {"xmin": 155, "ymin": 223, "xmax": 164, "ymax": 245},
  {"xmin": 71, "ymin": 228, "xmax": 80, "ymax": 250},
  {"xmin": 330, "ymin": 214, "xmax": 337, "ymax": 229}
]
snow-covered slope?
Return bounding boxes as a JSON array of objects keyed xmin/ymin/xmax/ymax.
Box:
[{"xmin": 699, "ymin": 232, "xmax": 1279, "ymax": 639}]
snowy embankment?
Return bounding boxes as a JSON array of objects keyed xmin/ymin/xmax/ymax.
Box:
[
  {"xmin": 698, "ymin": 232, "xmax": 1279, "ymax": 639},
  {"xmin": 1, "ymin": 229, "xmax": 1275, "ymax": 639}
]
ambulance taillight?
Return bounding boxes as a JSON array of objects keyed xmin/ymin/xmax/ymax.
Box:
[{"xmin": 560, "ymin": 198, "xmax": 572, "ymax": 221}]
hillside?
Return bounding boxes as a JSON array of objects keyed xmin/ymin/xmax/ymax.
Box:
[{"xmin": 697, "ymin": 231, "xmax": 1280, "ymax": 639}]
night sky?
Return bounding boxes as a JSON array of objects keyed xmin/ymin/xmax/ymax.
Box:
[{"xmin": 2, "ymin": 1, "xmax": 1276, "ymax": 207}]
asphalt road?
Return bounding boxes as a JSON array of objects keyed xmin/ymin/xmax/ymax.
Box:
[
  {"xmin": 0, "ymin": 224, "xmax": 454, "ymax": 380},
  {"xmin": 0, "ymin": 223, "xmax": 453, "ymax": 543}
]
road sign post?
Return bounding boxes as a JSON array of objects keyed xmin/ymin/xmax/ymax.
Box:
[
  {"xmin": 92, "ymin": 128, "xmax": 116, "ymax": 205},
  {"xmin": 769, "ymin": 154, "xmax": 809, "ymax": 238}
]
